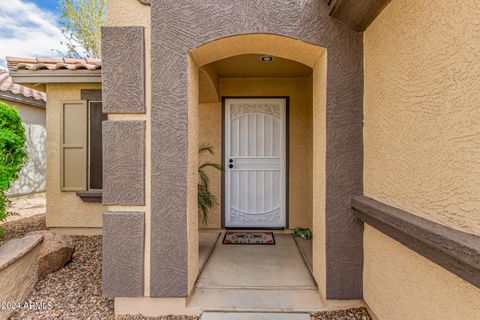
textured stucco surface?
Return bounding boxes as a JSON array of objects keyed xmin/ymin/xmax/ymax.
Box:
[
  {"xmin": 364, "ymin": 225, "xmax": 480, "ymax": 320},
  {"xmin": 364, "ymin": 0, "xmax": 480, "ymax": 236},
  {"xmin": 327, "ymin": 0, "xmax": 391, "ymax": 32},
  {"xmin": 4, "ymin": 99, "xmax": 46, "ymax": 196},
  {"xmin": 103, "ymin": 121, "xmax": 145, "ymax": 205},
  {"xmin": 103, "ymin": 211, "xmax": 145, "ymax": 297},
  {"xmin": 45, "ymin": 84, "xmax": 104, "ymax": 230},
  {"xmin": 353, "ymin": 196, "xmax": 480, "ymax": 288},
  {"xmin": 151, "ymin": 0, "xmax": 363, "ymax": 298},
  {"xmin": 106, "ymin": 0, "xmax": 152, "ymax": 297},
  {"xmin": 186, "ymin": 56, "xmax": 199, "ymax": 294},
  {"xmin": 0, "ymin": 239, "xmax": 41, "ymax": 320},
  {"xmin": 102, "ymin": 26, "xmax": 145, "ymax": 114},
  {"xmin": 198, "ymin": 101, "xmax": 222, "ymax": 229},
  {"xmin": 312, "ymin": 55, "xmax": 328, "ymax": 300}
]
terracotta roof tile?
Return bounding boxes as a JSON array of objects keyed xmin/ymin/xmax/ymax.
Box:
[
  {"xmin": 0, "ymin": 70, "xmax": 46, "ymax": 102},
  {"xmin": 6, "ymin": 56, "xmax": 101, "ymax": 72}
]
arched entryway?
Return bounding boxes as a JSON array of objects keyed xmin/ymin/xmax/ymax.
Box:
[
  {"xmin": 149, "ymin": 0, "xmax": 364, "ymax": 305},
  {"xmin": 186, "ymin": 35, "xmax": 327, "ymax": 308}
]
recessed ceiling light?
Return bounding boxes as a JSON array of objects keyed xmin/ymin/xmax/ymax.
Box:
[{"xmin": 260, "ymin": 55, "xmax": 274, "ymax": 62}]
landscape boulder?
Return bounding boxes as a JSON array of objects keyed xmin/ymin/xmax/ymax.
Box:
[{"xmin": 37, "ymin": 231, "xmax": 75, "ymax": 278}]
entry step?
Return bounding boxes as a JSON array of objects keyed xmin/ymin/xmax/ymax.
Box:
[
  {"xmin": 189, "ymin": 288, "xmax": 324, "ymax": 312},
  {"xmin": 201, "ymin": 312, "xmax": 310, "ymax": 320}
]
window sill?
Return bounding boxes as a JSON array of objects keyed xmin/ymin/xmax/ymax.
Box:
[{"xmin": 76, "ymin": 190, "xmax": 102, "ymax": 203}]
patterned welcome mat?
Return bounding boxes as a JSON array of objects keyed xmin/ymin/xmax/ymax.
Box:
[{"xmin": 223, "ymin": 231, "xmax": 275, "ymax": 245}]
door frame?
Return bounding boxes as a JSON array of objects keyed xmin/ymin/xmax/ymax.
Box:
[{"xmin": 221, "ymin": 96, "xmax": 290, "ymax": 229}]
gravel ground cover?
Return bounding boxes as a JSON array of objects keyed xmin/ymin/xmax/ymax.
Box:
[
  {"xmin": 311, "ymin": 308, "xmax": 371, "ymax": 320},
  {"xmin": 0, "ymin": 214, "xmax": 46, "ymax": 247},
  {"xmin": 9, "ymin": 236, "xmax": 114, "ymax": 320},
  {"xmin": 7, "ymin": 234, "xmax": 369, "ymax": 320}
]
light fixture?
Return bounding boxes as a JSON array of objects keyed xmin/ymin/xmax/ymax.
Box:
[{"xmin": 260, "ymin": 55, "xmax": 274, "ymax": 62}]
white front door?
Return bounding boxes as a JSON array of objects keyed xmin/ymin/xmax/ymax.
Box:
[{"xmin": 224, "ymin": 98, "xmax": 287, "ymax": 228}]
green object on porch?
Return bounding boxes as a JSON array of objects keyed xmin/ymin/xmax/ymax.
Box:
[{"xmin": 292, "ymin": 228, "xmax": 312, "ymax": 240}]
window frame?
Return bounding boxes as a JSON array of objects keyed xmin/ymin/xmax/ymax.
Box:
[{"xmin": 86, "ymin": 100, "xmax": 104, "ymax": 191}]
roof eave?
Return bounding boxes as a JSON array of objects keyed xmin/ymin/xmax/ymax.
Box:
[
  {"xmin": 0, "ymin": 91, "xmax": 46, "ymax": 108},
  {"xmin": 10, "ymin": 69, "xmax": 102, "ymax": 84},
  {"xmin": 327, "ymin": 0, "xmax": 392, "ymax": 32}
]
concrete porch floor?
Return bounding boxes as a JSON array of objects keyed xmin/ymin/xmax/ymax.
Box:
[{"xmin": 192, "ymin": 232, "xmax": 324, "ymax": 312}]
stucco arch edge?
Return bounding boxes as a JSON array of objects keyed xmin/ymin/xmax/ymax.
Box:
[
  {"xmin": 190, "ymin": 33, "xmax": 326, "ymax": 102},
  {"xmin": 190, "ymin": 33, "xmax": 326, "ymax": 69}
]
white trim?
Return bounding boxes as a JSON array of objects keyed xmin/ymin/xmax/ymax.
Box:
[{"xmin": 10, "ymin": 70, "xmax": 101, "ymax": 84}]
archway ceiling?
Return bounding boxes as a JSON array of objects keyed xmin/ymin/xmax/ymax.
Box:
[
  {"xmin": 205, "ymin": 54, "xmax": 312, "ymax": 78},
  {"xmin": 199, "ymin": 54, "xmax": 313, "ymax": 103}
]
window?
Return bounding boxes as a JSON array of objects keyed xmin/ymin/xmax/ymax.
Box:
[
  {"xmin": 60, "ymin": 90, "xmax": 106, "ymax": 198},
  {"xmin": 87, "ymin": 101, "xmax": 106, "ymax": 190}
]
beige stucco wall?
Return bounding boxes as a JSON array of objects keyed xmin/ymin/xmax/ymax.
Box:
[
  {"xmin": 311, "ymin": 54, "xmax": 327, "ymax": 301},
  {"xmin": 364, "ymin": 225, "xmax": 480, "ymax": 320},
  {"xmin": 199, "ymin": 77, "xmax": 313, "ymax": 230},
  {"xmin": 187, "ymin": 56, "xmax": 200, "ymax": 293},
  {"xmin": 364, "ymin": 0, "xmax": 480, "ymax": 236},
  {"xmin": 107, "ymin": 0, "xmax": 154, "ymax": 297},
  {"xmin": 45, "ymin": 83, "xmax": 103, "ymax": 229},
  {"xmin": 364, "ymin": 0, "xmax": 480, "ymax": 318},
  {"xmin": 3, "ymin": 99, "xmax": 46, "ymax": 196},
  {"xmin": 198, "ymin": 101, "xmax": 222, "ymax": 229}
]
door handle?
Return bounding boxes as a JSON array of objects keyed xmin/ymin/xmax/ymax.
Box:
[
  {"xmin": 229, "ymin": 164, "xmax": 234, "ymax": 169},
  {"xmin": 229, "ymin": 159, "xmax": 233, "ymax": 163}
]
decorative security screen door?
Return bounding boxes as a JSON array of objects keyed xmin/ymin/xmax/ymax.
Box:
[{"xmin": 224, "ymin": 98, "xmax": 286, "ymax": 228}]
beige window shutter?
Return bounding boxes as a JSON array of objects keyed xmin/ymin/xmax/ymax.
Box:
[{"xmin": 60, "ymin": 101, "xmax": 88, "ymax": 191}]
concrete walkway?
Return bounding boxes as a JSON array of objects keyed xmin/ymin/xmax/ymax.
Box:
[
  {"xmin": 197, "ymin": 234, "xmax": 316, "ymax": 289},
  {"xmin": 5, "ymin": 193, "xmax": 45, "ymax": 223},
  {"xmin": 191, "ymin": 233, "xmax": 324, "ymax": 312},
  {"xmin": 201, "ymin": 312, "xmax": 310, "ymax": 320}
]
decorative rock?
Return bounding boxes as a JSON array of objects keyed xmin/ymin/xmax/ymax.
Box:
[{"xmin": 37, "ymin": 232, "xmax": 75, "ymax": 278}]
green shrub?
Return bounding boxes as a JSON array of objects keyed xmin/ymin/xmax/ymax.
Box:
[
  {"xmin": 0, "ymin": 102, "xmax": 27, "ymax": 235},
  {"xmin": 198, "ymin": 143, "xmax": 222, "ymax": 225}
]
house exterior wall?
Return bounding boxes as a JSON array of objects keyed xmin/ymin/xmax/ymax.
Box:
[
  {"xmin": 364, "ymin": 0, "xmax": 480, "ymax": 318},
  {"xmin": 3, "ymin": 99, "xmax": 46, "ymax": 196},
  {"xmin": 198, "ymin": 101, "xmax": 222, "ymax": 229},
  {"xmin": 45, "ymin": 83, "xmax": 103, "ymax": 232},
  {"xmin": 104, "ymin": 0, "xmax": 363, "ymax": 312},
  {"xmin": 199, "ymin": 77, "xmax": 313, "ymax": 230},
  {"xmin": 311, "ymin": 56, "xmax": 327, "ymax": 302},
  {"xmin": 105, "ymin": 0, "xmax": 152, "ymax": 298},
  {"xmin": 104, "ymin": 0, "xmax": 364, "ymax": 306},
  {"xmin": 364, "ymin": 225, "xmax": 480, "ymax": 320},
  {"xmin": 149, "ymin": 0, "xmax": 364, "ymax": 300},
  {"xmin": 364, "ymin": 0, "xmax": 480, "ymax": 237}
]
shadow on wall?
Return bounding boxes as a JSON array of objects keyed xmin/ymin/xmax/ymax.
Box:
[{"xmin": 7, "ymin": 124, "xmax": 46, "ymax": 196}]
